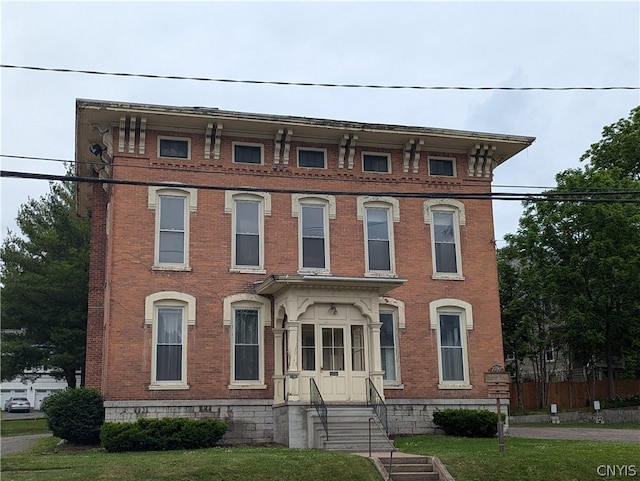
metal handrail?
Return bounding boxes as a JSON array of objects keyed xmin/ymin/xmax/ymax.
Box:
[
  {"xmin": 369, "ymin": 417, "xmax": 396, "ymax": 481},
  {"xmin": 366, "ymin": 378, "xmax": 388, "ymax": 434},
  {"xmin": 310, "ymin": 378, "xmax": 328, "ymax": 441}
]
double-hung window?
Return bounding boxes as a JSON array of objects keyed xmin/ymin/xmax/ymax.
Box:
[
  {"xmin": 424, "ymin": 200, "xmax": 465, "ymax": 279},
  {"xmin": 358, "ymin": 197, "xmax": 399, "ymax": 276},
  {"xmin": 380, "ymin": 311, "xmax": 397, "ymax": 382},
  {"xmin": 145, "ymin": 291, "xmax": 196, "ymax": 390},
  {"xmin": 292, "ymin": 194, "xmax": 334, "ymax": 273},
  {"xmin": 225, "ymin": 191, "xmax": 271, "ymax": 273},
  {"xmin": 149, "ymin": 187, "xmax": 197, "ymax": 270},
  {"xmin": 430, "ymin": 299, "xmax": 472, "ymax": 389},
  {"xmin": 234, "ymin": 308, "xmax": 260, "ymax": 382}
]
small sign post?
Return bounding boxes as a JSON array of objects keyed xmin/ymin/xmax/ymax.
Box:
[{"xmin": 485, "ymin": 365, "xmax": 511, "ymax": 453}]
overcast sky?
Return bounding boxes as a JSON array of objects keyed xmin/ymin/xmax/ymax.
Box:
[{"xmin": 1, "ymin": 1, "xmax": 639, "ymax": 245}]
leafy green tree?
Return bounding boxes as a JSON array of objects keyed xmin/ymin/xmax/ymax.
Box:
[
  {"xmin": 499, "ymin": 107, "xmax": 640, "ymax": 399},
  {"xmin": 1, "ymin": 179, "xmax": 90, "ymax": 387}
]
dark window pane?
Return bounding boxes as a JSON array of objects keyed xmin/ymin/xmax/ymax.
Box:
[
  {"xmin": 234, "ymin": 145, "xmax": 262, "ymax": 164},
  {"xmin": 366, "ymin": 208, "xmax": 389, "ymax": 240},
  {"xmin": 430, "ymin": 158, "xmax": 454, "ymax": 176},
  {"xmin": 236, "ymin": 201, "xmax": 259, "ymax": 234},
  {"xmin": 235, "ymin": 345, "xmax": 259, "ymax": 380},
  {"xmin": 302, "ymin": 205, "xmax": 324, "ymax": 238},
  {"xmin": 368, "ymin": 240, "xmax": 390, "ymax": 270},
  {"xmin": 363, "ymin": 154, "xmax": 389, "ymax": 172},
  {"xmin": 156, "ymin": 345, "xmax": 182, "ymax": 381},
  {"xmin": 299, "ymin": 150, "xmax": 325, "ymax": 168},
  {"xmin": 159, "ymin": 231, "xmax": 185, "ymax": 264},
  {"xmin": 236, "ymin": 235, "xmax": 259, "ymax": 266},
  {"xmin": 160, "ymin": 139, "xmax": 189, "ymax": 158},
  {"xmin": 302, "ymin": 324, "xmax": 315, "ymax": 371},
  {"xmin": 435, "ymin": 244, "xmax": 456, "ymax": 273},
  {"xmin": 380, "ymin": 312, "xmax": 395, "ymax": 347},
  {"xmin": 235, "ymin": 309, "xmax": 258, "ymax": 344},
  {"xmin": 303, "ymin": 238, "xmax": 325, "ymax": 268}
]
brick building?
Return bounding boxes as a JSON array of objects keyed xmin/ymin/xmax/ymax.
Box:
[{"xmin": 75, "ymin": 99, "xmax": 534, "ymax": 447}]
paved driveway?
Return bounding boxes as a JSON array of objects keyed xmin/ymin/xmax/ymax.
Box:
[{"xmin": 508, "ymin": 426, "xmax": 640, "ymax": 443}]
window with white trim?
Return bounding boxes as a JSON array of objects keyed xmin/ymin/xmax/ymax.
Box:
[
  {"xmin": 429, "ymin": 157, "xmax": 455, "ymax": 177},
  {"xmin": 430, "ymin": 299, "xmax": 473, "ymax": 389},
  {"xmin": 233, "ymin": 143, "xmax": 263, "ymax": 164},
  {"xmin": 145, "ymin": 291, "xmax": 196, "ymax": 390},
  {"xmin": 159, "ymin": 137, "xmax": 190, "ymax": 159},
  {"xmin": 363, "ymin": 153, "xmax": 390, "ymax": 173},
  {"xmin": 292, "ymin": 194, "xmax": 335, "ymax": 273},
  {"xmin": 298, "ymin": 148, "xmax": 326, "ymax": 169},
  {"xmin": 424, "ymin": 200, "xmax": 465, "ymax": 279},
  {"xmin": 223, "ymin": 293, "xmax": 271, "ymax": 388},
  {"xmin": 380, "ymin": 310, "xmax": 397, "ymax": 382},
  {"xmin": 358, "ymin": 197, "xmax": 399, "ymax": 277},
  {"xmin": 149, "ymin": 187, "xmax": 197, "ymax": 270},
  {"xmin": 225, "ymin": 191, "xmax": 271, "ymax": 273}
]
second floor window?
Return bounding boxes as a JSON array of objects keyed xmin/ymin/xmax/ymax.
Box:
[
  {"xmin": 433, "ymin": 211, "xmax": 458, "ymax": 274},
  {"xmin": 158, "ymin": 195, "xmax": 186, "ymax": 265},
  {"xmin": 301, "ymin": 204, "xmax": 327, "ymax": 269},
  {"xmin": 366, "ymin": 207, "xmax": 391, "ymax": 271},
  {"xmin": 235, "ymin": 200, "xmax": 260, "ymax": 267}
]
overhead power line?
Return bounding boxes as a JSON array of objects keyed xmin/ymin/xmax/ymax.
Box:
[
  {"xmin": 3, "ymin": 170, "xmax": 640, "ymax": 204},
  {"xmin": 2, "ymin": 64, "xmax": 638, "ymax": 91},
  {"xmin": 3, "ymin": 153, "xmax": 640, "ymax": 195}
]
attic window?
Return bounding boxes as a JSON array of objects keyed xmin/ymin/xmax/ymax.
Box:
[{"xmin": 159, "ymin": 138, "xmax": 190, "ymax": 159}]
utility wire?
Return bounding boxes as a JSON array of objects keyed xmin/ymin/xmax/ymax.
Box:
[
  {"xmin": 2, "ymin": 64, "xmax": 638, "ymax": 91},
  {"xmin": 3, "ymin": 170, "xmax": 640, "ymax": 203},
  {"xmin": 3, "ymin": 154, "xmax": 640, "ymax": 195}
]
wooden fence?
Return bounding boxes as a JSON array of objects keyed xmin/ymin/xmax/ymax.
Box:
[{"xmin": 509, "ymin": 379, "xmax": 640, "ymax": 411}]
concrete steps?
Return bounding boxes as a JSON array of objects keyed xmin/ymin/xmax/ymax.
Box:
[
  {"xmin": 376, "ymin": 455, "xmax": 440, "ymax": 481},
  {"xmin": 309, "ymin": 405, "xmax": 394, "ymax": 452}
]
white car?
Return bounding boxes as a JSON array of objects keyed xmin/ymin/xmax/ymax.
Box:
[{"xmin": 4, "ymin": 396, "xmax": 31, "ymax": 413}]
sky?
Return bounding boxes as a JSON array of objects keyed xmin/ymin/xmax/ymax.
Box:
[{"xmin": 1, "ymin": 0, "xmax": 639, "ymax": 246}]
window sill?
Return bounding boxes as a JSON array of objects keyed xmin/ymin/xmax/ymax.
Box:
[
  {"xmin": 148, "ymin": 383, "xmax": 190, "ymax": 390},
  {"xmin": 431, "ymin": 274, "xmax": 465, "ymax": 281},
  {"xmin": 297, "ymin": 269, "xmax": 331, "ymax": 276},
  {"xmin": 228, "ymin": 384, "xmax": 268, "ymax": 390},
  {"xmin": 365, "ymin": 272, "xmax": 398, "ymax": 278},
  {"xmin": 152, "ymin": 265, "xmax": 192, "ymax": 272},
  {"xmin": 383, "ymin": 383, "xmax": 404, "ymax": 390},
  {"xmin": 438, "ymin": 383, "xmax": 473, "ymax": 390},
  {"xmin": 229, "ymin": 268, "xmax": 267, "ymax": 274}
]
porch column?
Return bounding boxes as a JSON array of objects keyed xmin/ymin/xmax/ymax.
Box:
[
  {"xmin": 285, "ymin": 321, "xmax": 301, "ymax": 401},
  {"xmin": 369, "ymin": 320, "xmax": 385, "ymax": 395},
  {"xmin": 272, "ymin": 327, "xmax": 285, "ymax": 404}
]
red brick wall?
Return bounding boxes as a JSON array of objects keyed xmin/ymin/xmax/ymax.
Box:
[{"xmin": 92, "ymin": 128, "xmax": 504, "ymax": 401}]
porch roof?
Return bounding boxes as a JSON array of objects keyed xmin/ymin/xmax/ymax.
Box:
[{"xmin": 253, "ymin": 274, "xmax": 407, "ymax": 296}]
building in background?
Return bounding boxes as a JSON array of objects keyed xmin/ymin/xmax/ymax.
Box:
[{"xmin": 75, "ymin": 99, "xmax": 534, "ymax": 447}]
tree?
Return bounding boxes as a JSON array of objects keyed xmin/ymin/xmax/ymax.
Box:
[
  {"xmin": 499, "ymin": 108, "xmax": 640, "ymax": 400},
  {"xmin": 1, "ymin": 178, "xmax": 90, "ymax": 387}
]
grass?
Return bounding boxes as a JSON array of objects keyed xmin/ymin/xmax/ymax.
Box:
[
  {"xmin": 0, "ymin": 440, "xmax": 382, "ymax": 481},
  {"xmin": 395, "ymin": 434, "xmax": 640, "ymax": 481},
  {"xmin": 1, "ymin": 418, "xmax": 51, "ymax": 437}
]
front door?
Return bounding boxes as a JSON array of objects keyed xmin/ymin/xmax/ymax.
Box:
[{"xmin": 318, "ymin": 324, "xmax": 368, "ymax": 401}]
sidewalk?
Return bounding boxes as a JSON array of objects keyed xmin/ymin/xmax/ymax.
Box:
[{"xmin": 508, "ymin": 426, "xmax": 640, "ymax": 443}]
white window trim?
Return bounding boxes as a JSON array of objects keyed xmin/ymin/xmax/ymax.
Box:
[
  {"xmin": 357, "ymin": 197, "xmax": 399, "ymax": 277},
  {"xmin": 428, "ymin": 156, "xmax": 457, "ymax": 177},
  {"xmin": 223, "ymin": 293, "xmax": 271, "ymax": 389},
  {"xmin": 297, "ymin": 147, "xmax": 327, "ymax": 169},
  {"xmin": 423, "ymin": 200, "xmax": 465, "ymax": 280},
  {"xmin": 224, "ymin": 191, "xmax": 272, "ymax": 273},
  {"xmin": 145, "ymin": 291, "xmax": 196, "ymax": 390},
  {"xmin": 362, "ymin": 152, "xmax": 391, "ymax": 173},
  {"xmin": 379, "ymin": 297, "xmax": 406, "ymax": 388},
  {"xmin": 232, "ymin": 142, "xmax": 264, "ymax": 165},
  {"xmin": 292, "ymin": 194, "xmax": 335, "ymax": 274},
  {"xmin": 429, "ymin": 298, "xmax": 473, "ymax": 390},
  {"xmin": 148, "ymin": 186, "xmax": 197, "ymax": 271},
  {"xmin": 158, "ymin": 136, "xmax": 191, "ymax": 160}
]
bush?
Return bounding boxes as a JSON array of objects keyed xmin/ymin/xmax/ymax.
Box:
[
  {"xmin": 42, "ymin": 387, "xmax": 105, "ymax": 444},
  {"xmin": 100, "ymin": 417, "xmax": 228, "ymax": 452},
  {"xmin": 432, "ymin": 409, "xmax": 500, "ymax": 438},
  {"xmin": 599, "ymin": 394, "xmax": 640, "ymax": 409}
]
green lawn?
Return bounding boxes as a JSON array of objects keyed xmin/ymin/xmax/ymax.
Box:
[
  {"xmin": 395, "ymin": 434, "xmax": 640, "ymax": 481},
  {"xmin": 2, "ymin": 430, "xmax": 639, "ymax": 481},
  {"xmin": 0, "ymin": 418, "xmax": 50, "ymax": 437}
]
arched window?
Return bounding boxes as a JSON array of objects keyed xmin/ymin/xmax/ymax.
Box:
[
  {"xmin": 292, "ymin": 194, "xmax": 336, "ymax": 274},
  {"xmin": 424, "ymin": 200, "xmax": 466, "ymax": 279},
  {"xmin": 225, "ymin": 191, "xmax": 271, "ymax": 273},
  {"xmin": 358, "ymin": 196, "xmax": 400, "ymax": 277}
]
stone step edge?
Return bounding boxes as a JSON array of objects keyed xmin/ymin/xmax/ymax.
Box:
[{"xmin": 359, "ymin": 453, "xmax": 456, "ymax": 481}]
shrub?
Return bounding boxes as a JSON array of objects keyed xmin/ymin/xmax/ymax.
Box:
[
  {"xmin": 42, "ymin": 387, "xmax": 105, "ymax": 444},
  {"xmin": 100, "ymin": 417, "xmax": 228, "ymax": 452},
  {"xmin": 599, "ymin": 394, "xmax": 640, "ymax": 409},
  {"xmin": 432, "ymin": 409, "xmax": 500, "ymax": 438}
]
